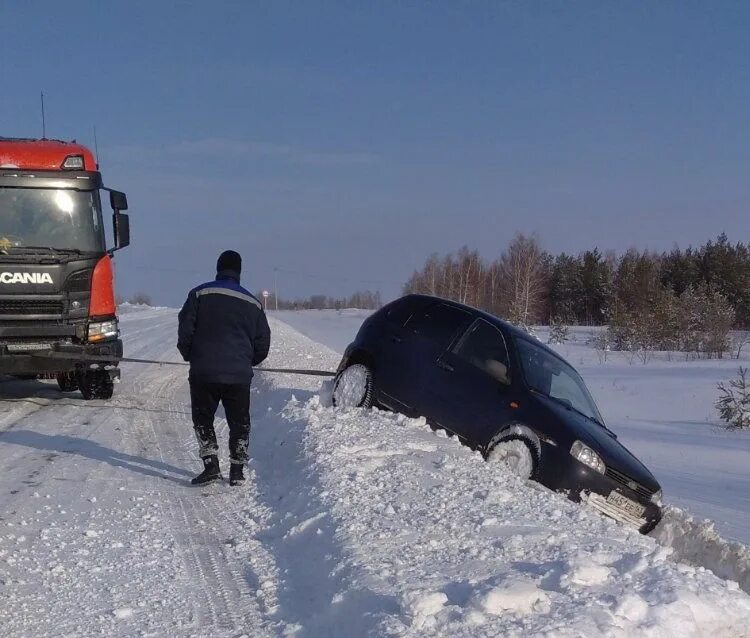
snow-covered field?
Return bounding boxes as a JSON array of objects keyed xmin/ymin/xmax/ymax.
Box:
[
  {"xmin": 274, "ymin": 309, "xmax": 373, "ymax": 353},
  {"xmin": 1, "ymin": 306, "xmax": 750, "ymax": 637}
]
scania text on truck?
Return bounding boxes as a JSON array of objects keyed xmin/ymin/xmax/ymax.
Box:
[{"xmin": 0, "ymin": 137, "xmax": 131, "ymax": 399}]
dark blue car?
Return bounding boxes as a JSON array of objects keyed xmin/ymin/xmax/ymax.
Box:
[{"xmin": 333, "ymin": 294, "xmax": 663, "ymax": 533}]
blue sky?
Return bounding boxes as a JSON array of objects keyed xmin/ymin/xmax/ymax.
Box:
[{"xmin": 1, "ymin": 2, "xmax": 748, "ymax": 305}]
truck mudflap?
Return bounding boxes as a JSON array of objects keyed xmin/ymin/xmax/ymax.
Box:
[{"xmin": 0, "ymin": 339, "xmax": 123, "ymax": 376}]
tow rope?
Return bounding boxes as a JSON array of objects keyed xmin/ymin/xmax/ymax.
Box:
[{"xmin": 31, "ymin": 351, "xmax": 336, "ymax": 377}]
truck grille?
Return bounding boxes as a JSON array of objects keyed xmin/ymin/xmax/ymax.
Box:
[
  {"xmin": 605, "ymin": 467, "xmax": 654, "ymax": 501},
  {"xmin": 0, "ymin": 299, "xmax": 64, "ymax": 316}
]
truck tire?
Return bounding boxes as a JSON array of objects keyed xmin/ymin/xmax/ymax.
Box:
[
  {"xmin": 78, "ymin": 370, "xmax": 114, "ymax": 400},
  {"xmin": 56, "ymin": 373, "xmax": 79, "ymax": 393}
]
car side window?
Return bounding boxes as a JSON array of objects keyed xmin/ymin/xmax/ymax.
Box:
[
  {"xmin": 452, "ymin": 319, "xmax": 510, "ymax": 380},
  {"xmin": 407, "ymin": 303, "xmax": 472, "ymax": 348}
]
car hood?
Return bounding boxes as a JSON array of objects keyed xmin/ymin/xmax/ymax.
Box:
[{"xmin": 535, "ymin": 395, "xmax": 660, "ymax": 493}]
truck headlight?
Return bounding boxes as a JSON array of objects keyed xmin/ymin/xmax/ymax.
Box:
[
  {"xmin": 570, "ymin": 440, "xmax": 605, "ymax": 474},
  {"xmin": 651, "ymin": 489, "xmax": 663, "ymax": 506},
  {"xmin": 88, "ymin": 319, "xmax": 118, "ymax": 342}
]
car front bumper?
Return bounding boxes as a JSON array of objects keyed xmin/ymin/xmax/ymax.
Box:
[{"xmin": 535, "ymin": 441, "xmax": 662, "ymax": 534}]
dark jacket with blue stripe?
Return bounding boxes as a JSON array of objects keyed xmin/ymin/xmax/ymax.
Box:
[{"xmin": 177, "ymin": 271, "xmax": 271, "ymax": 384}]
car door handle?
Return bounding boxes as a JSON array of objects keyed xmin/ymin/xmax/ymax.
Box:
[{"xmin": 438, "ymin": 361, "xmax": 454, "ymax": 372}]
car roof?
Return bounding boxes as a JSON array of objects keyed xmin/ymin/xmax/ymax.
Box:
[{"xmin": 398, "ymin": 294, "xmax": 564, "ymax": 359}]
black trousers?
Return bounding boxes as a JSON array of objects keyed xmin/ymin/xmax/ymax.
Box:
[{"xmin": 189, "ymin": 380, "xmax": 251, "ymax": 464}]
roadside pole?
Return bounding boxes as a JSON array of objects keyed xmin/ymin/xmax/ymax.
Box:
[
  {"xmin": 274, "ymin": 268, "xmax": 279, "ymax": 311},
  {"xmin": 262, "ymin": 289, "xmax": 270, "ymax": 311}
]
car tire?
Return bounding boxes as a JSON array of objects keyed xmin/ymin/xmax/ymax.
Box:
[
  {"xmin": 57, "ymin": 373, "xmax": 79, "ymax": 393},
  {"xmin": 78, "ymin": 370, "xmax": 114, "ymax": 401},
  {"xmin": 332, "ymin": 363, "xmax": 374, "ymax": 409},
  {"xmin": 487, "ymin": 434, "xmax": 538, "ymax": 480}
]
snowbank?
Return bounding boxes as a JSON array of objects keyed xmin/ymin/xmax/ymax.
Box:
[
  {"xmin": 117, "ymin": 301, "xmax": 168, "ymax": 314},
  {"xmin": 266, "ymin": 318, "xmax": 750, "ymax": 637},
  {"xmin": 654, "ymin": 506, "xmax": 750, "ymax": 592},
  {"xmin": 279, "ymin": 395, "xmax": 750, "ymax": 636}
]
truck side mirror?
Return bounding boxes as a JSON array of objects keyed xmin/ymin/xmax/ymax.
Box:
[
  {"xmin": 113, "ymin": 212, "xmax": 130, "ymax": 250},
  {"xmin": 109, "ymin": 190, "xmax": 128, "ymax": 211}
]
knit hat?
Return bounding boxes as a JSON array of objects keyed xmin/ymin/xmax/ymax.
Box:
[{"xmin": 217, "ymin": 250, "xmax": 242, "ymax": 274}]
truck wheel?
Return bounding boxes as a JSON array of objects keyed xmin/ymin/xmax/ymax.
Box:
[
  {"xmin": 56, "ymin": 373, "xmax": 79, "ymax": 393},
  {"xmin": 78, "ymin": 371, "xmax": 114, "ymax": 400}
]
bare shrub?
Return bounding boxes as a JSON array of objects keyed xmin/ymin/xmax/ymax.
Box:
[
  {"xmin": 592, "ymin": 330, "xmax": 610, "ymax": 364},
  {"xmin": 128, "ymin": 293, "xmax": 152, "ymax": 306},
  {"xmin": 733, "ymin": 332, "xmax": 750, "ymax": 360}
]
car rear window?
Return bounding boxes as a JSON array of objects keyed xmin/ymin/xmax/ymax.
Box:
[
  {"xmin": 407, "ymin": 303, "xmax": 472, "ymax": 348},
  {"xmin": 381, "ymin": 298, "xmax": 420, "ymax": 327},
  {"xmin": 453, "ymin": 319, "xmax": 510, "ymax": 373}
]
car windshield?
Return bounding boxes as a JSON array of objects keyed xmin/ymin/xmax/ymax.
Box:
[
  {"xmin": 515, "ymin": 336, "xmax": 605, "ymax": 425},
  {"xmin": 0, "ymin": 187, "xmax": 104, "ymax": 254}
]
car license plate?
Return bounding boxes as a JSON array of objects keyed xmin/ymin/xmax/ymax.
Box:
[{"xmin": 607, "ymin": 491, "xmax": 645, "ymax": 518}]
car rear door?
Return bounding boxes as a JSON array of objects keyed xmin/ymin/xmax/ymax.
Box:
[
  {"xmin": 403, "ymin": 303, "xmax": 474, "ymax": 419},
  {"xmin": 371, "ymin": 297, "xmax": 429, "ymax": 414},
  {"xmin": 428, "ymin": 318, "xmax": 517, "ymax": 447}
]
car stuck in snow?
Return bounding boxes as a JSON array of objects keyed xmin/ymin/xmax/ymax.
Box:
[{"xmin": 333, "ymin": 294, "xmax": 663, "ymax": 533}]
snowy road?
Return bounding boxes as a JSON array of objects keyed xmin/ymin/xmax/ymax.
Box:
[{"xmin": 1, "ymin": 306, "xmax": 750, "ymax": 637}]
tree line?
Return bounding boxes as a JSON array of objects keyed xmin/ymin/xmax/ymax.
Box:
[
  {"xmin": 263, "ymin": 290, "xmax": 383, "ymax": 311},
  {"xmin": 403, "ymin": 233, "xmax": 750, "ymax": 358}
]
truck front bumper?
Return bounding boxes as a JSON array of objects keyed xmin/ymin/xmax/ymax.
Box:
[{"xmin": 0, "ymin": 339, "xmax": 123, "ymax": 376}]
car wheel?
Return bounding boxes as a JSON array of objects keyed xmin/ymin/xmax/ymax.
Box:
[
  {"xmin": 332, "ymin": 363, "xmax": 374, "ymax": 408},
  {"xmin": 487, "ymin": 434, "xmax": 538, "ymax": 480}
]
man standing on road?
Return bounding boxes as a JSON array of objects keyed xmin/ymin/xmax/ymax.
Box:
[{"xmin": 177, "ymin": 250, "xmax": 271, "ymax": 487}]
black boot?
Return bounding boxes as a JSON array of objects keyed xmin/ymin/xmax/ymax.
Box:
[
  {"xmin": 191, "ymin": 455, "xmax": 221, "ymax": 486},
  {"xmin": 229, "ymin": 463, "xmax": 245, "ymax": 486}
]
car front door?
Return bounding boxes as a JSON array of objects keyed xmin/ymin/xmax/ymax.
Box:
[{"xmin": 429, "ymin": 318, "xmax": 517, "ymax": 447}]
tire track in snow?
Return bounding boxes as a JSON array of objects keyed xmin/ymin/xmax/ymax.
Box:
[{"xmin": 123, "ymin": 346, "xmax": 278, "ymax": 637}]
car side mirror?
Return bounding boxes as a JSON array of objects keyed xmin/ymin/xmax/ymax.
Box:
[{"xmin": 486, "ymin": 360, "xmax": 511, "ymax": 386}]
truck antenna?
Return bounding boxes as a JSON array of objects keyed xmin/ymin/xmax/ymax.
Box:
[
  {"xmin": 40, "ymin": 91, "xmax": 47, "ymax": 139},
  {"xmin": 93, "ymin": 125, "xmax": 100, "ymax": 167}
]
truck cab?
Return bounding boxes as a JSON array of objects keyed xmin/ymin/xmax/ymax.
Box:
[{"xmin": 0, "ymin": 137, "xmax": 130, "ymax": 399}]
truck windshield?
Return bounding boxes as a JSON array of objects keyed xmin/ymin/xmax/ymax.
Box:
[
  {"xmin": 515, "ymin": 336, "xmax": 605, "ymax": 426},
  {"xmin": 0, "ymin": 187, "xmax": 105, "ymax": 254}
]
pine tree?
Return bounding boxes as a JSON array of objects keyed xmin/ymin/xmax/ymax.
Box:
[{"xmin": 716, "ymin": 367, "xmax": 750, "ymax": 430}]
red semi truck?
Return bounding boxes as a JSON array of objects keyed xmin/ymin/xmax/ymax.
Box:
[{"xmin": 0, "ymin": 137, "xmax": 130, "ymax": 399}]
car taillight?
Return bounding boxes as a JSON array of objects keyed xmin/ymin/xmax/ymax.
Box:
[{"xmin": 90, "ymin": 255, "xmax": 116, "ymax": 317}]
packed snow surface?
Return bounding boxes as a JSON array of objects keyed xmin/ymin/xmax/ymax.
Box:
[{"xmin": 1, "ymin": 306, "xmax": 749, "ymax": 636}]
